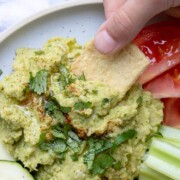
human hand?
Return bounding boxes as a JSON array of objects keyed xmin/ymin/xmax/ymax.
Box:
[{"xmin": 94, "ymin": 0, "xmax": 180, "ymax": 54}]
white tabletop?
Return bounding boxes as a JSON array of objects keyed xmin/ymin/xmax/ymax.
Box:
[{"xmin": 0, "ymin": 0, "xmax": 72, "ymax": 33}]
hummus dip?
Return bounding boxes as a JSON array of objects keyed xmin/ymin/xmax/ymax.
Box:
[{"xmin": 0, "ymin": 37, "xmax": 163, "ymax": 180}]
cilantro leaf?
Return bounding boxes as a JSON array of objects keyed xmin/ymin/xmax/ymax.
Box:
[
  {"xmin": 95, "ymin": 140, "xmax": 113, "ymax": 154},
  {"xmin": 79, "ymin": 73, "xmax": 86, "ymax": 81},
  {"xmin": 38, "ymin": 132, "xmax": 47, "ymax": 145},
  {"xmin": 53, "ymin": 139, "xmax": 67, "ymax": 153},
  {"xmin": 66, "ymin": 137, "xmax": 81, "ymax": 153},
  {"xmin": 102, "ymin": 98, "xmax": 110, "ymax": 106},
  {"xmin": 112, "ymin": 129, "xmax": 137, "ymax": 150},
  {"xmin": 113, "ymin": 161, "xmax": 121, "ymax": 170},
  {"xmin": 91, "ymin": 153, "xmax": 114, "ymax": 175},
  {"xmin": 60, "ymin": 64, "xmax": 68, "ymax": 75},
  {"xmin": 74, "ymin": 101, "xmax": 92, "ymax": 110},
  {"xmin": 44, "ymin": 100, "xmax": 65, "ymax": 124},
  {"xmin": 59, "ymin": 64, "xmax": 75, "ymax": 90},
  {"xmin": 71, "ymin": 153, "xmax": 79, "ymax": 161},
  {"xmin": 68, "ymin": 131, "xmax": 81, "ymax": 143},
  {"xmin": 60, "ymin": 106, "xmax": 71, "ymax": 113},
  {"xmin": 39, "ymin": 141, "xmax": 53, "ymax": 151},
  {"xmin": 83, "ymin": 138, "xmax": 96, "ymax": 170},
  {"xmin": 0, "ymin": 69, "xmax": 3, "ymax": 76},
  {"xmin": 51, "ymin": 128, "xmax": 66, "ymax": 139},
  {"xmin": 29, "ymin": 70, "xmax": 48, "ymax": 95}
]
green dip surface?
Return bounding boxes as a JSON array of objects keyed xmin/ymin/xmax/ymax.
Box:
[{"xmin": 0, "ymin": 37, "xmax": 163, "ymax": 180}]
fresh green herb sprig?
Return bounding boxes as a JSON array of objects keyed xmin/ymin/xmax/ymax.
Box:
[
  {"xmin": 44, "ymin": 99, "xmax": 71, "ymax": 124},
  {"xmin": 29, "ymin": 69, "xmax": 48, "ymax": 95},
  {"xmin": 84, "ymin": 129, "xmax": 137, "ymax": 175},
  {"xmin": 74, "ymin": 101, "xmax": 92, "ymax": 111},
  {"xmin": 39, "ymin": 124, "xmax": 83, "ymax": 160},
  {"xmin": 59, "ymin": 64, "xmax": 75, "ymax": 90}
]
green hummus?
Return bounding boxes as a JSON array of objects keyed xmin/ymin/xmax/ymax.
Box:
[{"xmin": 0, "ymin": 37, "xmax": 163, "ymax": 180}]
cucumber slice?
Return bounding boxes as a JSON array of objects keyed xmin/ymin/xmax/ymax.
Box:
[
  {"xmin": 0, "ymin": 160, "xmax": 34, "ymax": 180},
  {"xmin": 0, "ymin": 140, "xmax": 14, "ymax": 161}
]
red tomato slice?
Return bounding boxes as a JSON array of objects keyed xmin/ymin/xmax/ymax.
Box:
[
  {"xmin": 162, "ymin": 98, "xmax": 180, "ymax": 128},
  {"xmin": 134, "ymin": 20, "xmax": 180, "ymax": 84},
  {"xmin": 144, "ymin": 64, "xmax": 180, "ymax": 98}
]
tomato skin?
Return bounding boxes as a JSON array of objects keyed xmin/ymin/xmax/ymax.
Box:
[
  {"xmin": 144, "ymin": 63, "xmax": 180, "ymax": 98},
  {"xmin": 162, "ymin": 98, "xmax": 180, "ymax": 128},
  {"xmin": 134, "ymin": 20, "xmax": 180, "ymax": 84},
  {"xmin": 134, "ymin": 20, "xmax": 180, "ymax": 128}
]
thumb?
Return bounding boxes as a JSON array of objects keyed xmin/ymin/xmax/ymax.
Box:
[{"xmin": 94, "ymin": 0, "xmax": 177, "ymax": 54}]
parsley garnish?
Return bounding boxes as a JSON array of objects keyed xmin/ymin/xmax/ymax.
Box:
[
  {"xmin": 0, "ymin": 69, "xmax": 3, "ymax": 76},
  {"xmin": 29, "ymin": 70, "xmax": 48, "ymax": 95},
  {"xmin": 74, "ymin": 101, "xmax": 92, "ymax": 110}
]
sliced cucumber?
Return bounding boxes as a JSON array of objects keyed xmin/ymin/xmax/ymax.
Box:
[
  {"xmin": 0, "ymin": 140, "xmax": 14, "ymax": 161},
  {"xmin": 0, "ymin": 160, "xmax": 34, "ymax": 180}
]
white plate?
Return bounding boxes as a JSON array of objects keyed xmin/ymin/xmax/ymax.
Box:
[{"xmin": 0, "ymin": 0, "xmax": 104, "ymax": 80}]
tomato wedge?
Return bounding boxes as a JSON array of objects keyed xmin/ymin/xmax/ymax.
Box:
[
  {"xmin": 134, "ymin": 20, "xmax": 180, "ymax": 84},
  {"xmin": 134, "ymin": 20, "xmax": 180, "ymax": 128},
  {"xmin": 144, "ymin": 63, "xmax": 180, "ymax": 98},
  {"xmin": 162, "ymin": 98, "xmax": 180, "ymax": 128}
]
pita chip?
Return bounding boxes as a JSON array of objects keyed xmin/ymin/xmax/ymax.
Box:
[{"xmin": 71, "ymin": 41, "xmax": 149, "ymax": 98}]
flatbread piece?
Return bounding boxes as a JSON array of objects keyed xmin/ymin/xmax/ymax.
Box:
[{"xmin": 71, "ymin": 41, "xmax": 149, "ymax": 98}]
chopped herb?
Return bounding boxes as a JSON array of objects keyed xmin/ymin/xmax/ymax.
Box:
[
  {"xmin": 83, "ymin": 129, "xmax": 137, "ymax": 175},
  {"xmin": 74, "ymin": 101, "xmax": 92, "ymax": 111},
  {"xmin": 51, "ymin": 128, "xmax": 66, "ymax": 139},
  {"xmin": 44, "ymin": 100, "xmax": 65, "ymax": 124},
  {"xmin": 136, "ymin": 96, "xmax": 143, "ymax": 104},
  {"xmin": 79, "ymin": 73, "xmax": 86, "ymax": 81},
  {"xmin": 71, "ymin": 153, "xmax": 79, "ymax": 161},
  {"xmin": 112, "ymin": 129, "xmax": 137, "ymax": 151},
  {"xmin": 29, "ymin": 70, "xmax": 48, "ymax": 95},
  {"xmin": 92, "ymin": 90, "xmax": 98, "ymax": 94},
  {"xmin": 38, "ymin": 132, "xmax": 47, "ymax": 144},
  {"xmin": 84, "ymin": 149, "xmax": 95, "ymax": 170},
  {"xmin": 95, "ymin": 140, "xmax": 113, "ymax": 154},
  {"xmin": 91, "ymin": 153, "xmax": 114, "ymax": 175},
  {"xmin": 52, "ymin": 139, "xmax": 67, "ymax": 153},
  {"xmin": 67, "ymin": 137, "xmax": 81, "ymax": 153},
  {"xmin": 0, "ymin": 69, "xmax": 2, "ymax": 76},
  {"xmin": 102, "ymin": 98, "xmax": 110, "ymax": 106},
  {"xmin": 83, "ymin": 138, "xmax": 96, "ymax": 170},
  {"xmin": 60, "ymin": 106, "xmax": 71, "ymax": 113},
  {"xmin": 60, "ymin": 64, "xmax": 68, "ymax": 75},
  {"xmin": 35, "ymin": 50, "xmax": 45, "ymax": 55},
  {"xmin": 59, "ymin": 64, "xmax": 75, "ymax": 90},
  {"xmin": 39, "ymin": 142, "xmax": 53, "ymax": 151},
  {"xmin": 68, "ymin": 131, "xmax": 81, "ymax": 143},
  {"xmin": 113, "ymin": 161, "xmax": 121, "ymax": 170},
  {"xmin": 63, "ymin": 124, "xmax": 72, "ymax": 138}
]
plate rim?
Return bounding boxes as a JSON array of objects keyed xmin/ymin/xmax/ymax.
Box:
[{"xmin": 0, "ymin": 0, "xmax": 103, "ymax": 43}]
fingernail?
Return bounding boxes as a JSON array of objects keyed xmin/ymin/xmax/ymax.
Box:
[{"xmin": 94, "ymin": 30, "xmax": 118, "ymax": 54}]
